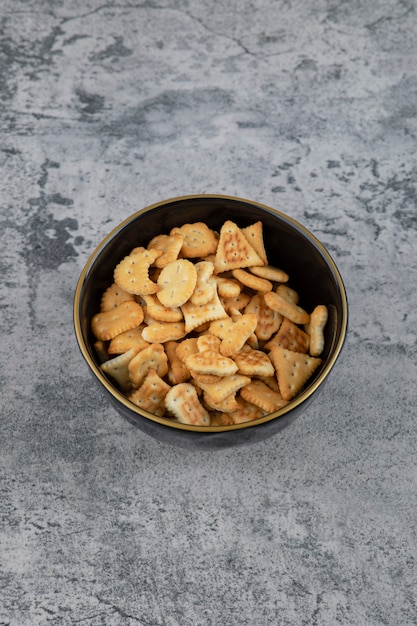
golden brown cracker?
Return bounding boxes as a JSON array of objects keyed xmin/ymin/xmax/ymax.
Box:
[
  {"xmin": 233, "ymin": 345, "xmax": 275, "ymax": 378},
  {"xmin": 185, "ymin": 350, "xmax": 238, "ymax": 377},
  {"xmin": 156, "ymin": 259, "xmax": 197, "ymax": 308},
  {"xmin": 171, "ymin": 222, "xmax": 218, "ymax": 258},
  {"xmin": 241, "ymin": 221, "xmax": 268, "ymax": 265},
  {"xmin": 141, "ymin": 294, "xmax": 183, "ymax": 323},
  {"xmin": 269, "ymin": 345, "xmax": 322, "ymax": 401},
  {"xmin": 181, "ymin": 288, "xmax": 228, "ymax": 333},
  {"xmin": 100, "ymin": 349, "xmax": 136, "ymax": 392},
  {"xmin": 91, "ymin": 301, "xmax": 144, "ymax": 341},
  {"xmin": 196, "ymin": 374, "xmax": 251, "ymax": 403},
  {"xmin": 264, "ymin": 291, "xmax": 310, "ymax": 325},
  {"xmin": 249, "ymin": 265, "xmax": 289, "ymax": 283},
  {"xmin": 240, "ymin": 379, "xmax": 288, "ymax": 414},
  {"xmin": 190, "ymin": 262, "xmax": 216, "ymax": 306},
  {"xmin": 165, "ymin": 341, "xmax": 191, "ymax": 385},
  {"xmin": 165, "ymin": 382, "xmax": 210, "ymax": 426},
  {"xmin": 100, "ymin": 283, "xmax": 135, "ymax": 312},
  {"xmin": 308, "ymin": 305, "xmax": 328, "ymax": 357},
  {"xmin": 209, "ymin": 313, "xmax": 258, "ymax": 357},
  {"xmin": 148, "ymin": 232, "xmax": 184, "ymax": 268},
  {"xmin": 244, "ymin": 292, "xmax": 282, "ymax": 341},
  {"xmin": 128, "ymin": 343, "xmax": 168, "ymax": 389},
  {"xmin": 229, "ymin": 396, "xmax": 266, "ymax": 424},
  {"xmin": 113, "ymin": 247, "xmax": 161, "ymax": 296},
  {"xmin": 128, "ymin": 368, "xmax": 171, "ymax": 416},
  {"xmin": 264, "ymin": 317, "xmax": 310, "ymax": 353},
  {"xmin": 108, "ymin": 325, "xmax": 150, "ymax": 355},
  {"xmin": 214, "ymin": 220, "xmax": 265, "ymax": 273},
  {"xmin": 231, "ymin": 268, "xmax": 273, "ymax": 292}
]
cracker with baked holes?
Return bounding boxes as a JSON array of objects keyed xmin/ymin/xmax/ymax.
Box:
[
  {"xmin": 264, "ymin": 317, "xmax": 310, "ymax": 353},
  {"xmin": 171, "ymin": 222, "xmax": 218, "ymax": 258},
  {"xmin": 196, "ymin": 374, "xmax": 251, "ymax": 403},
  {"xmin": 185, "ymin": 351, "xmax": 238, "ymax": 377},
  {"xmin": 214, "ymin": 220, "xmax": 265, "ymax": 273},
  {"xmin": 181, "ymin": 287, "xmax": 228, "ymax": 334},
  {"xmin": 100, "ymin": 349, "xmax": 136, "ymax": 392},
  {"xmin": 165, "ymin": 341, "xmax": 191, "ymax": 385},
  {"xmin": 241, "ymin": 221, "xmax": 268, "ymax": 265},
  {"xmin": 233, "ymin": 345, "xmax": 275, "ymax": 378},
  {"xmin": 244, "ymin": 293, "xmax": 282, "ymax": 341},
  {"xmin": 175, "ymin": 337, "xmax": 199, "ymax": 364},
  {"xmin": 212, "ymin": 275, "xmax": 242, "ymax": 298},
  {"xmin": 141, "ymin": 294, "xmax": 183, "ymax": 323},
  {"xmin": 264, "ymin": 291, "xmax": 310, "ymax": 325},
  {"xmin": 114, "ymin": 247, "xmax": 161, "ymax": 296},
  {"xmin": 231, "ymin": 268, "xmax": 273, "ymax": 292},
  {"xmin": 203, "ymin": 391, "xmax": 240, "ymax": 413},
  {"xmin": 191, "ymin": 262, "xmax": 216, "ymax": 306},
  {"xmin": 249, "ymin": 265, "xmax": 289, "ymax": 283},
  {"xmin": 142, "ymin": 320, "xmax": 187, "ymax": 344},
  {"xmin": 91, "ymin": 301, "xmax": 144, "ymax": 341},
  {"xmin": 190, "ymin": 371, "xmax": 222, "ymax": 384},
  {"xmin": 230, "ymin": 396, "xmax": 266, "ymax": 424},
  {"xmin": 258, "ymin": 375, "xmax": 280, "ymax": 393},
  {"xmin": 156, "ymin": 259, "xmax": 197, "ymax": 308},
  {"xmin": 108, "ymin": 325, "xmax": 150, "ymax": 355},
  {"xmin": 196, "ymin": 333, "xmax": 221, "ymax": 353},
  {"xmin": 221, "ymin": 292, "xmax": 251, "ymax": 314},
  {"xmin": 165, "ymin": 382, "xmax": 210, "ymax": 426},
  {"xmin": 269, "ymin": 345, "xmax": 322, "ymax": 401},
  {"xmin": 209, "ymin": 313, "xmax": 258, "ymax": 357},
  {"xmin": 308, "ymin": 305, "xmax": 328, "ymax": 357},
  {"xmin": 100, "ymin": 283, "xmax": 135, "ymax": 312},
  {"xmin": 128, "ymin": 368, "xmax": 171, "ymax": 416},
  {"xmin": 128, "ymin": 343, "xmax": 168, "ymax": 389},
  {"xmin": 240, "ymin": 379, "xmax": 289, "ymax": 413},
  {"xmin": 275, "ymin": 284, "xmax": 299, "ymax": 304},
  {"xmin": 148, "ymin": 232, "xmax": 184, "ymax": 268}
]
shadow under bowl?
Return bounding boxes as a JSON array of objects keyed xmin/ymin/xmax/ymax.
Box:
[{"xmin": 73, "ymin": 194, "xmax": 348, "ymax": 450}]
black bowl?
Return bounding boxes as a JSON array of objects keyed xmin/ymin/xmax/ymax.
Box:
[{"xmin": 73, "ymin": 195, "xmax": 348, "ymax": 449}]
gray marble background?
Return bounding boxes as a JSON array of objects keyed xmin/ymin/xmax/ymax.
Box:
[{"xmin": 1, "ymin": 1, "xmax": 417, "ymax": 624}]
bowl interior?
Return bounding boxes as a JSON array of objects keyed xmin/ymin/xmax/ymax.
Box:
[{"xmin": 76, "ymin": 195, "xmax": 347, "ymax": 429}]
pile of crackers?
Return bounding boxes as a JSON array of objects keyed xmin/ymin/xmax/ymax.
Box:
[{"xmin": 91, "ymin": 219, "xmax": 328, "ymax": 427}]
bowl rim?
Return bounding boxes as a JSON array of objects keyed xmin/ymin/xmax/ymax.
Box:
[{"xmin": 73, "ymin": 193, "xmax": 348, "ymax": 433}]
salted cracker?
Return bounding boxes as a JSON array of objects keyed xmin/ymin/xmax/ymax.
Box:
[
  {"xmin": 165, "ymin": 383, "xmax": 210, "ymax": 426},
  {"xmin": 100, "ymin": 283, "xmax": 135, "ymax": 312},
  {"xmin": 269, "ymin": 345, "xmax": 322, "ymax": 401},
  {"xmin": 233, "ymin": 345, "xmax": 275, "ymax": 378},
  {"xmin": 214, "ymin": 220, "xmax": 265, "ymax": 273},
  {"xmin": 209, "ymin": 313, "xmax": 258, "ymax": 357},
  {"xmin": 156, "ymin": 259, "xmax": 197, "ymax": 308},
  {"xmin": 128, "ymin": 343, "xmax": 168, "ymax": 389},
  {"xmin": 240, "ymin": 379, "xmax": 289, "ymax": 414},
  {"xmin": 241, "ymin": 221, "xmax": 268, "ymax": 265},
  {"xmin": 170, "ymin": 222, "xmax": 218, "ymax": 258},
  {"xmin": 196, "ymin": 374, "xmax": 251, "ymax": 403},
  {"xmin": 113, "ymin": 247, "xmax": 161, "ymax": 296},
  {"xmin": 91, "ymin": 301, "xmax": 144, "ymax": 341},
  {"xmin": 141, "ymin": 294, "xmax": 183, "ymax": 323},
  {"xmin": 128, "ymin": 368, "xmax": 171, "ymax": 417},
  {"xmin": 148, "ymin": 232, "xmax": 184, "ymax": 268},
  {"xmin": 108, "ymin": 325, "xmax": 150, "ymax": 355},
  {"xmin": 190, "ymin": 262, "xmax": 216, "ymax": 306},
  {"xmin": 181, "ymin": 287, "xmax": 228, "ymax": 334},
  {"xmin": 264, "ymin": 317, "xmax": 310, "ymax": 353}
]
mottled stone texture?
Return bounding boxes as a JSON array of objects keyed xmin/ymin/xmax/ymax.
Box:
[{"xmin": 1, "ymin": 1, "xmax": 417, "ymax": 624}]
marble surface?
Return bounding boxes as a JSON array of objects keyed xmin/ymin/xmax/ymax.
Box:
[{"xmin": 1, "ymin": 1, "xmax": 417, "ymax": 624}]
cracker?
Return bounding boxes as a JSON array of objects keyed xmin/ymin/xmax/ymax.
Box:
[
  {"xmin": 190, "ymin": 262, "xmax": 216, "ymax": 306},
  {"xmin": 148, "ymin": 232, "xmax": 184, "ymax": 268},
  {"xmin": 308, "ymin": 305, "xmax": 328, "ymax": 357},
  {"xmin": 214, "ymin": 220, "xmax": 265, "ymax": 273},
  {"xmin": 128, "ymin": 343, "xmax": 168, "ymax": 389},
  {"xmin": 221, "ymin": 292, "xmax": 251, "ymax": 314},
  {"xmin": 171, "ymin": 222, "xmax": 218, "ymax": 258},
  {"xmin": 275, "ymin": 284, "xmax": 299, "ymax": 304},
  {"xmin": 203, "ymin": 391, "xmax": 240, "ymax": 413},
  {"xmin": 209, "ymin": 411, "xmax": 235, "ymax": 426},
  {"xmin": 176, "ymin": 337, "xmax": 199, "ymax": 363},
  {"xmin": 231, "ymin": 268, "xmax": 273, "ymax": 292},
  {"xmin": 213, "ymin": 276, "xmax": 242, "ymax": 299},
  {"xmin": 100, "ymin": 283, "xmax": 135, "ymax": 312},
  {"xmin": 113, "ymin": 247, "xmax": 161, "ymax": 296},
  {"xmin": 141, "ymin": 320, "xmax": 187, "ymax": 343},
  {"xmin": 165, "ymin": 382, "xmax": 210, "ymax": 426},
  {"xmin": 240, "ymin": 379, "xmax": 289, "ymax": 414},
  {"xmin": 100, "ymin": 349, "xmax": 136, "ymax": 392},
  {"xmin": 244, "ymin": 292, "xmax": 282, "ymax": 341},
  {"xmin": 196, "ymin": 374, "xmax": 251, "ymax": 403},
  {"xmin": 142, "ymin": 294, "xmax": 183, "ymax": 323},
  {"xmin": 181, "ymin": 287, "xmax": 228, "ymax": 334},
  {"xmin": 249, "ymin": 265, "xmax": 289, "ymax": 283},
  {"xmin": 264, "ymin": 291, "xmax": 310, "ymax": 325},
  {"xmin": 165, "ymin": 341, "xmax": 191, "ymax": 385},
  {"xmin": 209, "ymin": 313, "xmax": 258, "ymax": 357},
  {"xmin": 128, "ymin": 368, "xmax": 171, "ymax": 416},
  {"xmin": 91, "ymin": 301, "xmax": 144, "ymax": 341},
  {"xmin": 190, "ymin": 371, "xmax": 223, "ymax": 384},
  {"xmin": 196, "ymin": 333, "xmax": 221, "ymax": 353},
  {"xmin": 264, "ymin": 317, "xmax": 310, "ymax": 353},
  {"xmin": 157, "ymin": 259, "xmax": 197, "ymax": 308},
  {"xmin": 269, "ymin": 345, "xmax": 322, "ymax": 401},
  {"xmin": 233, "ymin": 345, "xmax": 275, "ymax": 378},
  {"xmin": 185, "ymin": 351, "xmax": 238, "ymax": 377},
  {"xmin": 241, "ymin": 221, "xmax": 268, "ymax": 265},
  {"xmin": 229, "ymin": 396, "xmax": 266, "ymax": 424},
  {"xmin": 108, "ymin": 325, "xmax": 150, "ymax": 355}
]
